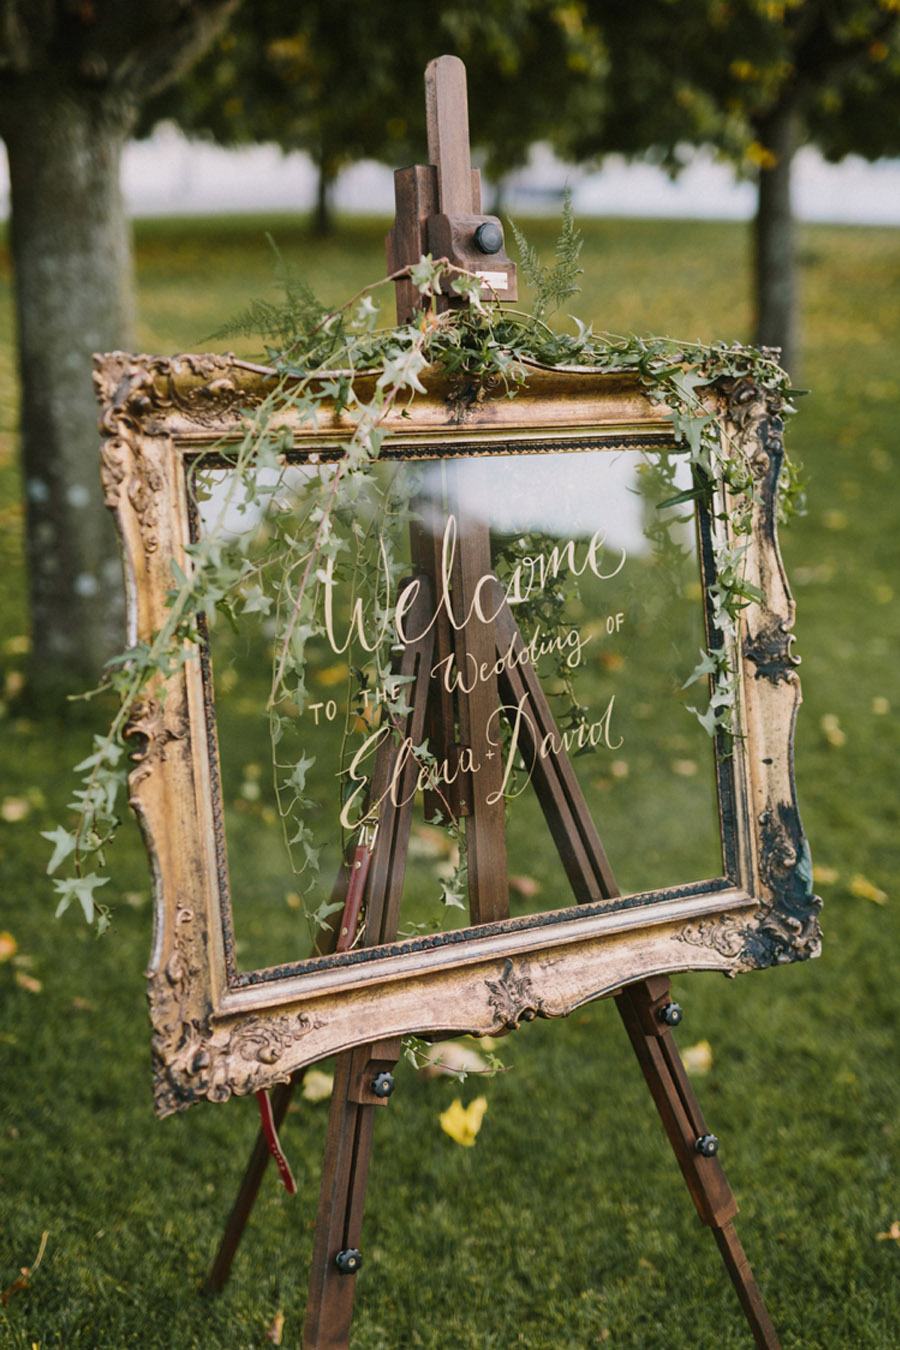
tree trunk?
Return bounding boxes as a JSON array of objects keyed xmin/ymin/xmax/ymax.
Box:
[
  {"xmin": 753, "ymin": 102, "xmax": 801, "ymax": 376},
  {"xmin": 490, "ymin": 174, "xmax": 509, "ymax": 217},
  {"xmin": 312, "ymin": 159, "xmax": 335, "ymax": 237},
  {"xmin": 2, "ymin": 89, "xmax": 135, "ymax": 696}
]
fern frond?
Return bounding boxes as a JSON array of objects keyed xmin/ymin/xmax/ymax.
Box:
[
  {"xmin": 549, "ymin": 189, "xmax": 583, "ymax": 313},
  {"xmin": 510, "ymin": 216, "xmax": 545, "ymax": 299},
  {"xmin": 206, "ymin": 236, "xmax": 327, "ymax": 349},
  {"xmin": 510, "ymin": 189, "xmax": 584, "ymax": 321}
]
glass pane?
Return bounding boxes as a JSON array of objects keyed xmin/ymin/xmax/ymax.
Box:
[{"xmin": 191, "ymin": 446, "xmax": 723, "ymax": 975}]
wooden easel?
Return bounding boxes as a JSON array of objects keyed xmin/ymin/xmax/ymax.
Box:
[{"xmin": 205, "ymin": 57, "xmax": 780, "ymax": 1350}]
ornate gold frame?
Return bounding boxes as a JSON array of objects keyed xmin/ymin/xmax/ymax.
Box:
[{"xmin": 94, "ymin": 353, "xmax": 821, "ymax": 1117}]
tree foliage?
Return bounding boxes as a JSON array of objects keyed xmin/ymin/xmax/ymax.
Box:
[
  {"xmin": 142, "ymin": 0, "xmax": 606, "ymax": 225},
  {"xmin": 562, "ymin": 0, "xmax": 900, "ymax": 169},
  {"xmin": 555, "ymin": 0, "xmax": 900, "ymax": 370}
]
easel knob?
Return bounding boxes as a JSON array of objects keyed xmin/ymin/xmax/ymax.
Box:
[
  {"xmin": 474, "ymin": 221, "xmax": 503, "ymax": 255},
  {"xmin": 658, "ymin": 1001, "xmax": 683, "ymax": 1027},
  {"xmin": 695, "ymin": 1133, "xmax": 720, "ymax": 1158},
  {"xmin": 371, "ymin": 1071, "xmax": 395, "ymax": 1099},
  {"xmin": 335, "ymin": 1248, "xmax": 363, "ymax": 1275}
]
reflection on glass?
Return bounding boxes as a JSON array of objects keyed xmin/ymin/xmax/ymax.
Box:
[{"xmin": 192, "ymin": 448, "xmax": 723, "ymax": 975}]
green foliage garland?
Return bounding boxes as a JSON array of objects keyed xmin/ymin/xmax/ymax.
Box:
[{"xmin": 46, "ymin": 217, "xmax": 802, "ymax": 938}]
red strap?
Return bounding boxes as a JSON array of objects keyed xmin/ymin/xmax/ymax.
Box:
[
  {"xmin": 336, "ymin": 839, "xmax": 375, "ymax": 952},
  {"xmin": 254, "ymin": 826, "xmax": 377, "ymax": 1193},
  {"xmin": 255, "ymin": 1089, "xmax": 297, "ymax": 1196}
]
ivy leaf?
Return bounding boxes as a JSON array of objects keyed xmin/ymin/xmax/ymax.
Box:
[
  {"xmin": 681, "ymin": 649, "xmax": 719, "ymax": 690},
  {"xmin": 53, "ymin": 873, "xmax": 110, "ymax": 924},
  {"xmin": 354, "ymin": 295, "xmax": 379, "ymax": 331},
  {"xmin": 440, "ymin": 877, "xmax": 467, "ymax": 909},
  {"xmin": 377, "ymin": 346, "xmax": 428, "ymax": 396},
  {"xmin": 41, "ymin": 826, "xmax": 77, "ymax": 875},
  {"xmin": 669, "ymin": 367, "xmax": 710, "ymax": 402},
  {"xmin": 408, "ymin": 255, "xmax": 443, "ymax": 296},
  {"xmin": 241, "ymin": 585, "xmax": 273, "ymax": 616},
  {"xmin": 73, "ymin": 736, "xmax": 123, "ymax": 773},
  {"xmin": 657, "ymin": 483, "xmax": 708, "ymax": 511},
  {"xmin": 687, "ymin": 703, "xmax": 722, "ymax": 738},
  {"xmin": 283, "ymin": 752, "xmax": 315, "ymax": 797}
]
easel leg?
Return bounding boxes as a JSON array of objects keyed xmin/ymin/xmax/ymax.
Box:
[
  {"xmin": 303, "ymin": 1041, "xmax": 400, "ymax": 1350},
  {"xmin": 204, "ymin": 1073, "xmax": 300, "ymax": 1294},
  {"xmin": 616, "ymin": 976, "xmax": 780, "ymax": 1349}
]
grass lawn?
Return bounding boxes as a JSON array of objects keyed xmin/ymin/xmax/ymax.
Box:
[{"xmin": 1, "ymin": 212, "xmax": 898, "ymax": 1348}]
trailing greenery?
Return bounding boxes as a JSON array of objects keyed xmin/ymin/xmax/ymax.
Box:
[{"xmin": 45, "ymin": 212, "xmax": 799, "ymax": 934}]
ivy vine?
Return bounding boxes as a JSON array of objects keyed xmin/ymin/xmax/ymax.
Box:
[{"xmin": 45, "ymin": 213, "xmax": 803, "ymax": 937}]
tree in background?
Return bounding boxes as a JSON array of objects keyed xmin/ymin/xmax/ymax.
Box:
[
  {"xmin": 0, "ymin": 1, "xmax": 236, "ymax": 695},
  {"xmin": 143, "ymin": 0, "xmax": 606, "ymax": 234},
  {"xmin": 567, "ymin": 0, "xmax": 900, "ymax": 374}
]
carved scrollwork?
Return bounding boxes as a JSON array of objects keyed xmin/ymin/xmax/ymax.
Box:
[
  {"xmin": 148, "ymin": 894, "xmax": 325, "ymax": 1115},
  {"xmin": 485, "ymin": 958, "xmax": 544, "ymax": 1030},
  {"xmin": 95, "ymin": 360, "xmax": 164, "ymax": 554},
  {"xmin": 95, "ymin": 352, "xmax": 272, "ymax": 555},
  {"xmin": 717, "ymin": 372, "xmax": 785, "ymax": 480},
  {"xmin": 675, "ymin": 913, "xmax": 753, "ymax": 970},
  {"xmin": 95, "ymin": 351, "xmax": 265, "ymax": 431},
  {"xmin": 125, "ymin": 698, "xmax": 187, "ymax": 789}
]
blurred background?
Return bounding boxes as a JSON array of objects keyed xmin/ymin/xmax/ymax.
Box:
[{"xmin": 0, "ymin": 3, "xmax": 898, "ymax": 1346}]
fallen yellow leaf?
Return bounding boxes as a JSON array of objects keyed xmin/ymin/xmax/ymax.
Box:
[
  {"xmin": 0, "ymin": 797, "xmax": 30, "ymax": 823},
  {"xmin": 509, "ymin": 874, "xmax": 541, "ymax": 899},
  {"xmin": 876, "ymin": 1221, "xmax": 900, "ymax": 1243},
  {"xmin": 671, "ymin": 759, "xmax": 698, "ymax": 777},
  {"xmin": 439, "ymin": 1096, "xmax": 488, "ymax": 1147},
  {"xmin": 0, "ymin": 931, "xmax": 17, "ymax": 963},
  {"xmin": 682, "ymin": 1040, "xmax": 713, "ymax": 1076},
  {"xmin": 409, "ymin": 823, "xmax": 454, "ymax": 859},
  {"xmin": 849, "ymin": 875, "xmax": 888, "ymax": 906},
  {"xmin": 14, "ymin": 971, "xmax": 42, "ymax": 994},
  {"xmin": 302, "ymin": 1069, "xmax": 334, "ymax": 1103},
  {"xmin": 813, "ymin": 864, "xmax": 839, "ymax": 885},
  {"xmin": 872, "ymin": 696, "xmax": 890, "ymax": 716},
  {"xmin": 266, "ymin": 1310, "xmax": 285, "ymax": 1344},
  {"xmin": 820, "ymin": 714, "xmax": 846, "ymax": 748}
]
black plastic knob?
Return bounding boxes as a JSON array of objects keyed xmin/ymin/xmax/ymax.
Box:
[
  {"xmin": 658, "ymin": 1001, "xmax": 683, "ymax": 1027},
  {"xmin": 335, "ymin": 1248, "xmax": 363, "ymax": 1275},
  {"xmin": 695, "ymin": 1133, "xmax": 719, "ymax": 1158},
  {"xmin": 371, "ymin": 1071, "xmax": 395, "ymax": 1099},
  {"xmin": 473, "ymin": 221, "xmax": 503, "ymax": 255}
]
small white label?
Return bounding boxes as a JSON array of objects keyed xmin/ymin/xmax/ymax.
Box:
[{"xmin": 476, "ymin": 270, "xmax": 508, "ymax": 291}]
